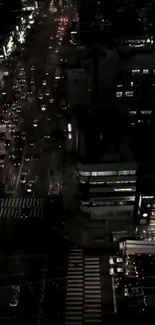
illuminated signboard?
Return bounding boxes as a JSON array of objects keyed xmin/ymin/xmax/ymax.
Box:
[{"xmin": 6, "ymin": 37, "xmax": 15, "ymax": 55}]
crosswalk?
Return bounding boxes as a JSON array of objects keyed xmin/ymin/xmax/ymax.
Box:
[
  {"xmin": 84, "ymin": 256, "xmax": 102, "ymax": 324},
  {"xmin": 65, "ymin": 249, "xmax": 102, "ymax": 325},
  {"xmin": 0, "ymin": 198, "xmax": 44, "ymax": 219}
]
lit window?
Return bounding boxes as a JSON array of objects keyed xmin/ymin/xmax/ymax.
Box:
[
  {"xmin": 129, "ymin": 111, "xmax": 136, "ymax": 115},
  {"xmin": 92, "ymin": 172, "xmax": 98, "ymax": 176},
  {"xmin": 116, "ymin": 92, "xmax": 123, "ymax": 98},
  {"xmin": 118, "ymin": 170, "xmax": 136, "ymax": 176},
  {"xmin": 142, "ymin": 69, "xmax": 149, "ymax": 74},
  {"xmin": 132, "ymin": 69, "xmax": 140, "ymax": 75},
  {"xmin": 91, "ymin": 171, "xmax": 117, "ymax": 177},
  {"xmin": 116, "ymin": 84, "xmax": 123, "ymax": 88},
  {"xmin": 125, "ymin": 91, "xmax": 133, "ymax": 97},
  {"xmin": 79, "ymin": 171, "xmax": 91, "ymax": 177},
  {"xmin": 114, "ymin": 188, "xmax": 135, "ymax": 192},
  {"xmin": 140, "ymin": 110, "xmax": 152, "ymax": 115}
]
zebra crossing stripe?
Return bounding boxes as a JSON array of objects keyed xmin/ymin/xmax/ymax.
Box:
[{"xmin": 0, "ymin": 198, "xmax": 45, "ymax": 219}]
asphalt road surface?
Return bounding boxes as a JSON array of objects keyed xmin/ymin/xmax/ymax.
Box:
[{"xmin": 0, "ymin": 1, "xmax": 71, "ymax": 204}]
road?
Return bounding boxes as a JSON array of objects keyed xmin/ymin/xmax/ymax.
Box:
[{"xmin": 0, "ymin": 0, "xmax": 71, "ymax": 207}]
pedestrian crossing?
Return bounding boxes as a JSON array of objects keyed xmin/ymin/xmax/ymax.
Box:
[
  {"xmin": 65, "ymin": 249, "xmax": 102, "ymax": 325},
  {"xmin": 65, "ymin": 248, "xmax": 84, "ymax": 325},
  {"xmin": 84, "ymin": 256, "xmax": 102, "ymax": 324},
  {"xmin": 0, "ymin": 198, "xmax": 44, "ymax": 219}
]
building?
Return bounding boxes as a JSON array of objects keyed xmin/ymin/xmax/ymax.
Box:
[
  {"xmin": 114, "ymin": 9, "xmax": 153, "ymax": 53},
  {"xmin": 134, "ymin": 173, "xmax": 155, "ymax": 226},
  {"xmin": 115, "ymin": 53, "xmax": 155, "ymax": 124},
  {"xmin": 74, "ymin": 106, "xmax": 138, "ymax": 221}
]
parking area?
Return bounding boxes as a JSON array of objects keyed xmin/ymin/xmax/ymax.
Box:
[{"xmin": 109, "ymin": 253, "xmax": 155, "ymax": 315}]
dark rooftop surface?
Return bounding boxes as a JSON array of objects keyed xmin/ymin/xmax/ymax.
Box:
[{"xmin": 115, "ymin": 11, "xmax": 144, "ymax": 37}]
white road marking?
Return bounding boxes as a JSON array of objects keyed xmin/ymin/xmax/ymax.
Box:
[
  {"xmin": 10, "ymin": 174, "xmax": 16, "ymax": 186},
  {"xmin": 9, "ymin": 168, "xmax": 12, "ymax": 176},
  {"xmin": 112, "ymin": 276, "xmax": 117, "ymax": 313},
  {"xmin": 46, "ymin": 168, "xmax": 50, "ymax": 192},
  {"xmin": 2, "ymin": 174, "xmax": 6, "ymax": 184},
  {"xmin": 15, "ymin": 148, "xmax": 26, "ymax": 191}
]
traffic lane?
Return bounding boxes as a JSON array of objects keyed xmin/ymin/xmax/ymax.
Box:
[
  {"xmin": 2, "ymin": 155, "xmax": 24, "ymax": 195},
  {"xmin": 3, "ymin": 7, "xmax": 55, "ymax": 83},
  {"xmin": 22, "ymin": 143, "xmax": 53, "ymax": 193},
  {"xmin": 32, "ymin": 149, "xmax": 54, "ymax": 197},
  {"xmin": 14, "ymin": 143, "xmax": 43, "ymax": 197}
]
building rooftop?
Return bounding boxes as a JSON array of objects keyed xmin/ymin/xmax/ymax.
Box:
[
  {"xmin": 115, "ymin": 11, "xmax": 145, "ymax": 37},
  {"xmin": 76, "ymin": 106, "xmax": 135, "ymax": 164}
]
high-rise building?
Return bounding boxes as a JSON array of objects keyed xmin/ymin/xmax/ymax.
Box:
[{"xmin": 0, "ymin": 0, "xmax": 21, "ymax": 32}]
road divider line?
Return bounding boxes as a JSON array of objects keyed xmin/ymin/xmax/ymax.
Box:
[
  {"xmin": 14, "ymin": 147, "xmax": 26, "ymax": 192},
  {"xmin": 112, "ymin": 276, "xmax": 117, "ymax": 313},
  {"xmin": 9, "ymin": 168, "xmax": 12, "ymax": 176},
  {"xmin": 2, "ymin": 175, "xmax": 6, "ymax": 184},
  {"xmin": 10, "ymin": 174, "xmax": 16, "ymax": 186}
]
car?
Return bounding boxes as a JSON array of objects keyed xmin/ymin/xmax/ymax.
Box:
[
  {"xmin": 41, "ymin": 104, "xmax": 46, "ymax": 111},
  {"xmin": 49, "ymin": 97, "xmax": 54, "ymax": 103},
  {"xmin": 16, "ymin": 106, "xmax": 21, "ymax": 113},
  {"xmin": 38, "ymin": 93, "xmax": 43, "ymax": 100},
  {"xmin": 109, "ymin": 267, "xmax": 128, "ymax": 276},
  {"xmin": 9, "ymin": 285, "xmax": 20, "ymax": 307},
  {"xmin": 4, "ymin": 139, "xmax": 11, "ymax": 147},
  {"xmin": 30, "ymin": 78, "xmax": 35, "ymax": 84},
  {"xmin": 13, "ymin": 116, "xmax": 18, "ymax": 123},
  {"xmin": 20, "ymin": 207, "xmax": 30, "ymax": 219},
  {"xmin": 42, "ymin": 80, "xmax": 47, "ymax": 86},
  {"xmin": 57, "ymin": 141, "xmax": 62, "ymax": 149},
  {"xmin": 28, "ymin": 88, "xmax": 32, "ymax": 95},
  {"xmin": 28, "ymin": 138, "xmax": 34, "ymax": 147},
  {"xmin": 25, "ymin": 181, "xmax": 33, "ymax": 192},
  {"xmin": 44, "ymin": 132, "xmax": 51, "ymax": 139},
  {"xmin": 9, "ymin": 149, "xmax": 15, "ymax": 160},
  {"xmin": 45, "ymin": 89, "xmax": 50, "ymax": 96},
  {"xmin": 21, "ymin": 131, "xmax": 26, "ymax": 140},
  {"xmin": 33, "ymin": 119, "xmax": 38, "ymax": 127},
  {"xmin": 46, "ymin": 116, "xmax": 51, "ymax": 121},
  {"xmin": 20, "ymin": 173, "xmax": 27, "ymax": 183},
  {"xmin": 48, "ymin": 45, "xmax": 53, "ymax": 50},
  {"xmin": 2, "ymin": 106, "xmax": 8, "ymax": 114},
  {"xmin": 109, "ymin": 256, "xmax": 126, "ymax": 265},
  {"xmin": 20, "ymin": 93, "xmax": 26, "ymax": 100},
  {"xmin": 0, "ymin": 154, "xmax": 6, "ymax": 168},
  {"xmin": 33, "ymin": 153, "xmax": 40, "ymax": 160},
  {"xmin": 25, "ymin": 154, "xmax": 31, "ymax": 162},
  {"xmin": 3, "ymin": 118, "xmax": 10, "ymax": 125},
  {"xmin": 15, "ymin": 140, "xmax": 25, "ymax": 151},
  {"xmin": 124, "ymin": 287, "xmax": 144, "ymax": 297},
  {"xmin": 45, "ymin": 67, "xmax": 50, "ymax": 75},
  {"xmin": 14, "ymin": 156, "xmax": 22, "ymax": 167},
  {"xmin": 0, "ymin": 132, "xmax": 5, "ymax": 140},
  {"xmin": 126, "ymin": 295, "xmax": 146, "ymax": 312}
]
